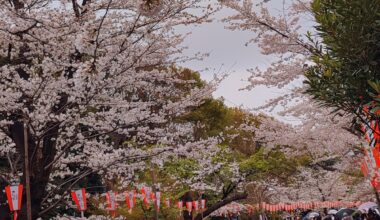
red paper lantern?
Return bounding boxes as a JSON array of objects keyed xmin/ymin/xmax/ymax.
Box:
[
  {"xmin": 186, "ymin": 201, "xmax": 193, "ymax": 213},
  {"xmin": 71, "ymin": 188, "xmax": 87, "ymax": 218},
  {"xmin": 192, "ymin": 201, "xmax": 199, "ymax": 212},
  {"xmin": 177, "ymin": 201, "xmax": 183, "ymax": 209},
  {"xmin": 155, "ymin": 191, "xmax": 161, "ymax": 212},
  {"xmin": 105, "ymin": 191, "xmax": 117, "ymax": 217},
  {"xmin": 201, "ymin": 199, "xmax": 206, "ymax": 210},
  {"xmin": 126, "ymin": 190, "xmax": 136, "ymax": 210},
  {"xmin": 5, "ymin": 184, "xmax": 23, "ymax": 220}
]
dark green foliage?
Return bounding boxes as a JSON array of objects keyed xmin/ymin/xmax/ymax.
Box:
[
  {"xmin": 180, "ymin": 99, "xmax": 233, "ymax": 138},
  {"xmin": 240, "ymin": 148, "xmax": 306, "ymax": 183},
  {"xmin": 305, "ymin": 0, "xmax": 380, "ymax": 118},
  {"xmin": 180, "ymin": 98, "xmax": 260, "ymax": 154}
]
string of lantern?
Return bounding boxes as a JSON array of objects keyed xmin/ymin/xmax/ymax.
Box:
[
  {"xmin": 70, "ymin": 189, "xmax": 362, "ymax": 217},
  {"xmin": 3, "ymin": 183, "xmax": 364, "ymax": 220},
  {"xmin": 256, "ymin": 201, "xmax": 360, "ymax": 213},
  {"xmin": 70, "ymin": 187, "xmax": 206, "ymax": 217}
]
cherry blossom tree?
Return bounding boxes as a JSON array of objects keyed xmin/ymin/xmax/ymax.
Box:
[
  {"xmin": 219, "ymin": 0, "xmax": 325, "ymax": 118},
  {"xmin": 218, "ymin": 0, "xmax": 375, "ymax": 203},
  {"xmin": 0, "ymin": 0, "xmax": 225, "ymax": 219},
  {"xmin": 239, "ymin": 114, "xmax": 371, "ymax": 202}
]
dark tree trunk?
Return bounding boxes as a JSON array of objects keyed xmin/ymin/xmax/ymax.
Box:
[
  {"xmin": 194, "ymin": 192, "xmax": 248, "ymax": 220},
  {"xmin": 8, "ymin": 121, "xmax": 58, "ymax": 220}
]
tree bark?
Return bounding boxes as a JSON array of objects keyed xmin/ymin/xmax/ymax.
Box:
[{"xmin": 194, "ymin": 192, "xmax": 248, "ymax": 220}]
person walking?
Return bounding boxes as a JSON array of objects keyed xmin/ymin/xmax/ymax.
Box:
[{"xmin": 367, "ymin": 209, "xmax": 380, "ymax": 220}]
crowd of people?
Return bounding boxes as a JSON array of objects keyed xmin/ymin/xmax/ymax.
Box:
[
  {"xmin": 211, "ymin": 202, "xmax": 380, "ymax": 220},
  {"xmin": 285, "ymin": 207, "xmax": 380, "ymax": 220}
]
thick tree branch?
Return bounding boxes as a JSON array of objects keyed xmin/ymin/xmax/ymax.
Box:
[
  {"xmin": 9, "ymin": 0, "xmax": 24, "ymax": 10},
  {"xmin": 71, "ymin": 0, "xmax": 81, "ymax": 18},
  {"xmin": 194, "ymin": 192, "xmax": 248, "ymax": 220}
]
